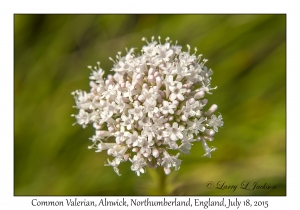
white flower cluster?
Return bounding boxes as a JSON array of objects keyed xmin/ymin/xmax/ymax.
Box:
[{"xmin": 72, "ymin": 36, "xmax": 223, "ymax": 176}]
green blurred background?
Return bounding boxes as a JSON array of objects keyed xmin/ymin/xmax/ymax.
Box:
[{"xmin": 14, "ymin": 14, "xmax": 286, "ymax": 196}]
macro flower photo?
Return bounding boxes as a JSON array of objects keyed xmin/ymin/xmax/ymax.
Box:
[
  {"xmin": 71, "ymin": 37, "xmax": 224, "ymax": 177},
  {"xmin": 14, "ymin": 14, "xmax": 286, "ymax": 196}
]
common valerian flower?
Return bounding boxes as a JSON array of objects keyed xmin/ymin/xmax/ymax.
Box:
[{"xmin": 72, "ymin": 36, "xmax": 223, "ymax": 176}]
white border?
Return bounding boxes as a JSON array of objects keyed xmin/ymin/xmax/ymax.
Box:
[{"xmin": 2, "ymin": 0, "xmax": 298, "ymax": 209}]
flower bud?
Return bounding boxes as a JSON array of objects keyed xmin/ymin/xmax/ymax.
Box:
[
  {"xmin": 96, "ymin": 130, "xmax": 111, "ymax": 137},
  {"xmin": 138, "ymin": 95, "xmax": 146, "ymax": 102},
  {"xmin": 154, "ymin": 71, "xmax": 159, "ymax": 77},
  {"xmin": 113, "ymin": 73, "xmax": 119, "ymax": 81},
  {"xmin": 205, "ymin": 129, "xmax": 215, "ymax": 136},
  {"xmin": 105, "ymin": 80, "xmax": 111, "ymax": 85},
  {"xmin": 148, "ymin": 75, "xmax": 154, "ymax": 81},
  {"xmin": 205, "ymin": 104, "xmax": 218, "ymax": 116},
  {"xmin": 201, "ymin": 99, "xmax": 208, "ymax": 105},
  {"xmin": 149, "ymin": 68, "xmax": 154, "ymax": 75},
  {"xmin": 107, "ymin": 74, "xmax": 113, "ymax": 81},
  {"xmin": 123, "ymin": 154, "xmax": 130, "ymax": 161},
  {"xmin": 189, "ymin": 98, "xmax": 196, "ymax": 104},
  {"xmin": 152, "ymin": 148, "xmax": 159, "ymax": 158},
  {"xmin": 172, "ymin": 100, "xmax": 179, "ymax": 106},
  {"xmin": 194, "ymin": 91, "xmax": 205, "ymax": 99},
  {"xmin": 156, "ymin": 76, "xmax": 162, "ymax": 85},
  {"xmin": 164, "ymin": 123, "xmax": 170, "ymax": 128},
  {"xmin": 142, "ymin": 83, "xmax": 148, "ymax": 89},
  {"xmin": 107, "ymin": 149, "xmax": 113, "ymax": 155},
  {"xmin": 181, "ymin": 115, "xmax": 188, "ymax": 121},
  {"xmin": 132, "ymin": 147, "xmax": 139, "ymax": 152},
  {"xmin": 164, "ymin": 167, "xmax": 171, "ymax": 175}
]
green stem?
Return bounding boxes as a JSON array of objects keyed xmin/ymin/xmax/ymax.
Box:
[{"xmin": 158, "ymin": 167, "xmax": 166, "ymax": 195}]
